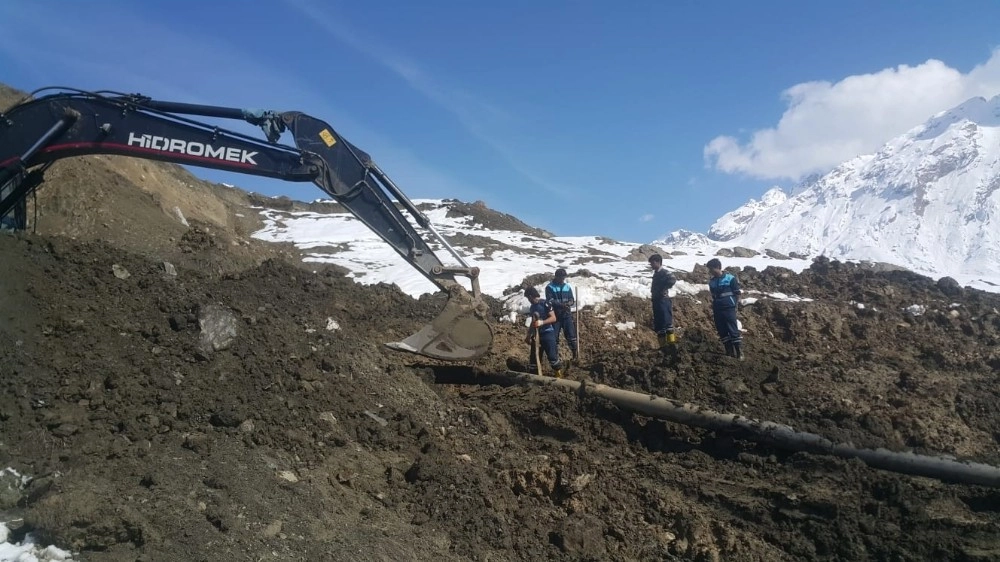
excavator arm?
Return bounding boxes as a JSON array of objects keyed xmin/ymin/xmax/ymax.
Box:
[{"xmin": 0, "ymin": 87, "xmax": 493, "ymax": 361}]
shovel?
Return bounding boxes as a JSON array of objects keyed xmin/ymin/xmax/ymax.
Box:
[{"xmin": 532, "ymin": 312, "xmax": 542, "ymax": 377}]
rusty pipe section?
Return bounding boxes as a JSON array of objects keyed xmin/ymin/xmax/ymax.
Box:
[{"xmin": 503, "ymin": 371, "xmax": 1000, "ymax": 488}]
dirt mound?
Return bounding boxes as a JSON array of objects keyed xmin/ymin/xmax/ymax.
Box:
[
  {"xmin": 1, "ymin": 84, "xmax": 301, "ymax": 276},
  {"xmin": 3, "ymin": 84, "xmax": 1000, "ymax": 558},
  {"xmin": 1, "ymin": 229, "xmax": 999, "ymax": 561},
  {"xmin": 441, "ymin": 199, "xmax": 553, "ymax": 238}
]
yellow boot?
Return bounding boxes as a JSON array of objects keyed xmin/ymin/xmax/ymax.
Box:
[
  {"xmin": 667, "ymin": 332, "xmax": 677, "ymax": 344},
  {"xmin": 553, "ymin": 367, "xmax": 564, "ymax": 378}
]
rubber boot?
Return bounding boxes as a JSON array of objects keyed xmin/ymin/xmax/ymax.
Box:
[
  {"xmin": 733, "ymin": 342, "xmax": 744, "ymax": 361},
  {"xmin": 553, "ymin": 367, "xmax": 564, "ymax": 378},
  {"xmin": 667, "ymin": 332, "xmax": 677, "ymax": 345},
  {"xmin": 724, "ymin": 342, "xmax": 735, "ymax": 357},
  {"xmin": 570, "ymin": 340, "xmax": 579, "ymax": 362}
]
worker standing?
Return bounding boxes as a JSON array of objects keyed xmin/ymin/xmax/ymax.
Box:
[
  {"xmin": 707, "ymin": 258, "xmax": 744, "ymax": 360},
  {"xmin": 524, "ymin": 287, "xmax": 564, "ymax": 377},
  {"xmin": 648, "ymin": 254, "xmax": 677, "ymax": 349},
  {"xmin": 545, "ymin": 268, "xmax": 579, "ymax": 361}
]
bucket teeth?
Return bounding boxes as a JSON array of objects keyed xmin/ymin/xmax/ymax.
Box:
[{"xmin": 386, "ymin": 292, "xmax": 493, "ymax": 361}]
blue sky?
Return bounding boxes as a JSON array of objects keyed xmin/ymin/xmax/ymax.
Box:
[{"xmin": 2, "ymin": 1, "xmax": 1000, "ymax": 243}]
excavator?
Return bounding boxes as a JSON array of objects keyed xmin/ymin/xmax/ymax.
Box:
[{"xmin": 0, "ymin": 87, "xmax": 493, "ymax": 361}]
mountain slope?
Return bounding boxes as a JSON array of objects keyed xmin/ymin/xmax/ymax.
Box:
[{"xmin": 700, "ymin": 95, "xmax": 1000, "ymax": 291}]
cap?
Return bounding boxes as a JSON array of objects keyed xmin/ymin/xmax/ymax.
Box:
[
  {"xmin": 706, "ymin": 258, "xmax": 722, "ymax": 269},
  {"xmin": 554, "ymin": 268, "xmax": 567, "ymax": 278}
]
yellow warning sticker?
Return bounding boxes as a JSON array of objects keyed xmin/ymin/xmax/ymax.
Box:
[{"xmin": 319, "ymin": 129, "xmax": 337, "ymax": 147}]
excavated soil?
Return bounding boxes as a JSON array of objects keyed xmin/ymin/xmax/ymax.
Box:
[
  {"xmin": 1, "ymin": 231, "xmax": 999, "ymax": 562},
  {"xmin": 3, "ymin": 85, "xmax": 1000, "ymax": 561}
]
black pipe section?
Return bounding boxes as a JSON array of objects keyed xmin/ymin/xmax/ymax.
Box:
[{"xmin": 502, "ymin": 371, "xmax": 1000, "ymax": 488}]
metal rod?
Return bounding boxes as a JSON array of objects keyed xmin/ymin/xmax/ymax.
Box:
[
  {"xmin": 21, "ymin": 111, "xmax": 78, "ymax": 162},
  {"xmin": 1, "ymin": 112, "xmax": 79, "ymax": 220},
  {"xmin": 368, "ymin": 162, "xmax": 470, "ymax": 268},
  {"xmin": 576, "ymin": 287, "xmax": 583, "ymax": 362}
]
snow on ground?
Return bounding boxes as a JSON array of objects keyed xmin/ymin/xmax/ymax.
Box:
[
  {"xmin": 251, "ymin": 199, "xmax": 819, "ymax": 325},
  {"xmin": 0, "ymin": 524, "xmax": 74, "ymax": 561},
  {"xmin": 0, "ymin": 468, "xmax": 75, "ymax": 561}
]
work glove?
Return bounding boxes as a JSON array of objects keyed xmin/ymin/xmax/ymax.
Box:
[{"xmin": 533, "ymin": 320, "xmax": 544, "ymax": 329}]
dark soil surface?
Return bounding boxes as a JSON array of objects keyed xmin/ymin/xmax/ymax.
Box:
[
  {"xmin": 1, "ymin": 230, "xmax": 1000, "ymax": 562},
  {"xmin": 3, "ymin": 84, "xmax": 1000, "ymax": 561}
]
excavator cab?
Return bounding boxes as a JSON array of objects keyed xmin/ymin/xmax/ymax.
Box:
[{"xmin": 0, "ymin": 87, "xmax": 493, "ymax": 361}]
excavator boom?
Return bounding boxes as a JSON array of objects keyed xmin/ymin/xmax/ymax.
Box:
[{"xmin": 0, "ymin": 87, "xmax": 492, "ymax": 361}]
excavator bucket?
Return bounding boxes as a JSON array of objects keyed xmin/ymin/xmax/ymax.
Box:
[{"xmin": 385, "ymin": 288, "xmax": 493, "ymax": 361}]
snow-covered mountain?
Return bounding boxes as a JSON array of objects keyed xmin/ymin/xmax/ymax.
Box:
[
  {"xmin": 249, "ymin": 95, "xmax": 1000, "ymax": 306},
  {"xmin": 708, "ymin": 187, "xmax": 788, "ymax": 242},
  {"xmin": 655, "ymin": 229, "xmax": 717, "ymax": 251},
  {"xmin": 694, "ymin": 95, "xmax": 1000, "ymax": 292}
]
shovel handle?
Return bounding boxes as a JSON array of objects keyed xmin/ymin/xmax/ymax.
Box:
[
  {"xmin": 531, "ymin": 312, "xmax": 542, "ymax": 376},
  {"xmin": 576, "ymin": 288, "xmax": 582, "ymax": 362}
]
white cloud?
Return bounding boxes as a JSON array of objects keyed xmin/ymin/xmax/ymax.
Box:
[
  {"xmin": 639, "ymin": 213, "xmax": 654, "ymax": 222},
  {"xmin": 705, "ymin": 49, "xmax": 1000, "ymax": 180}
]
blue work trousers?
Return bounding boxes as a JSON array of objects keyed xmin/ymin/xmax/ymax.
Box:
[
  {"xmin": 528, "ymin": 331, "xmax": 560, "ymax": 369},
  {"xmin": 713, "ymin": 307, "xmax": 740, "ymax": 343},
  {"xmin": 555, "ymin": 312, "xmax": 578, "ymax": 351},
  {"xmin": 652, "ymin": 298, "xmax": 674, "ymax": 336}
]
